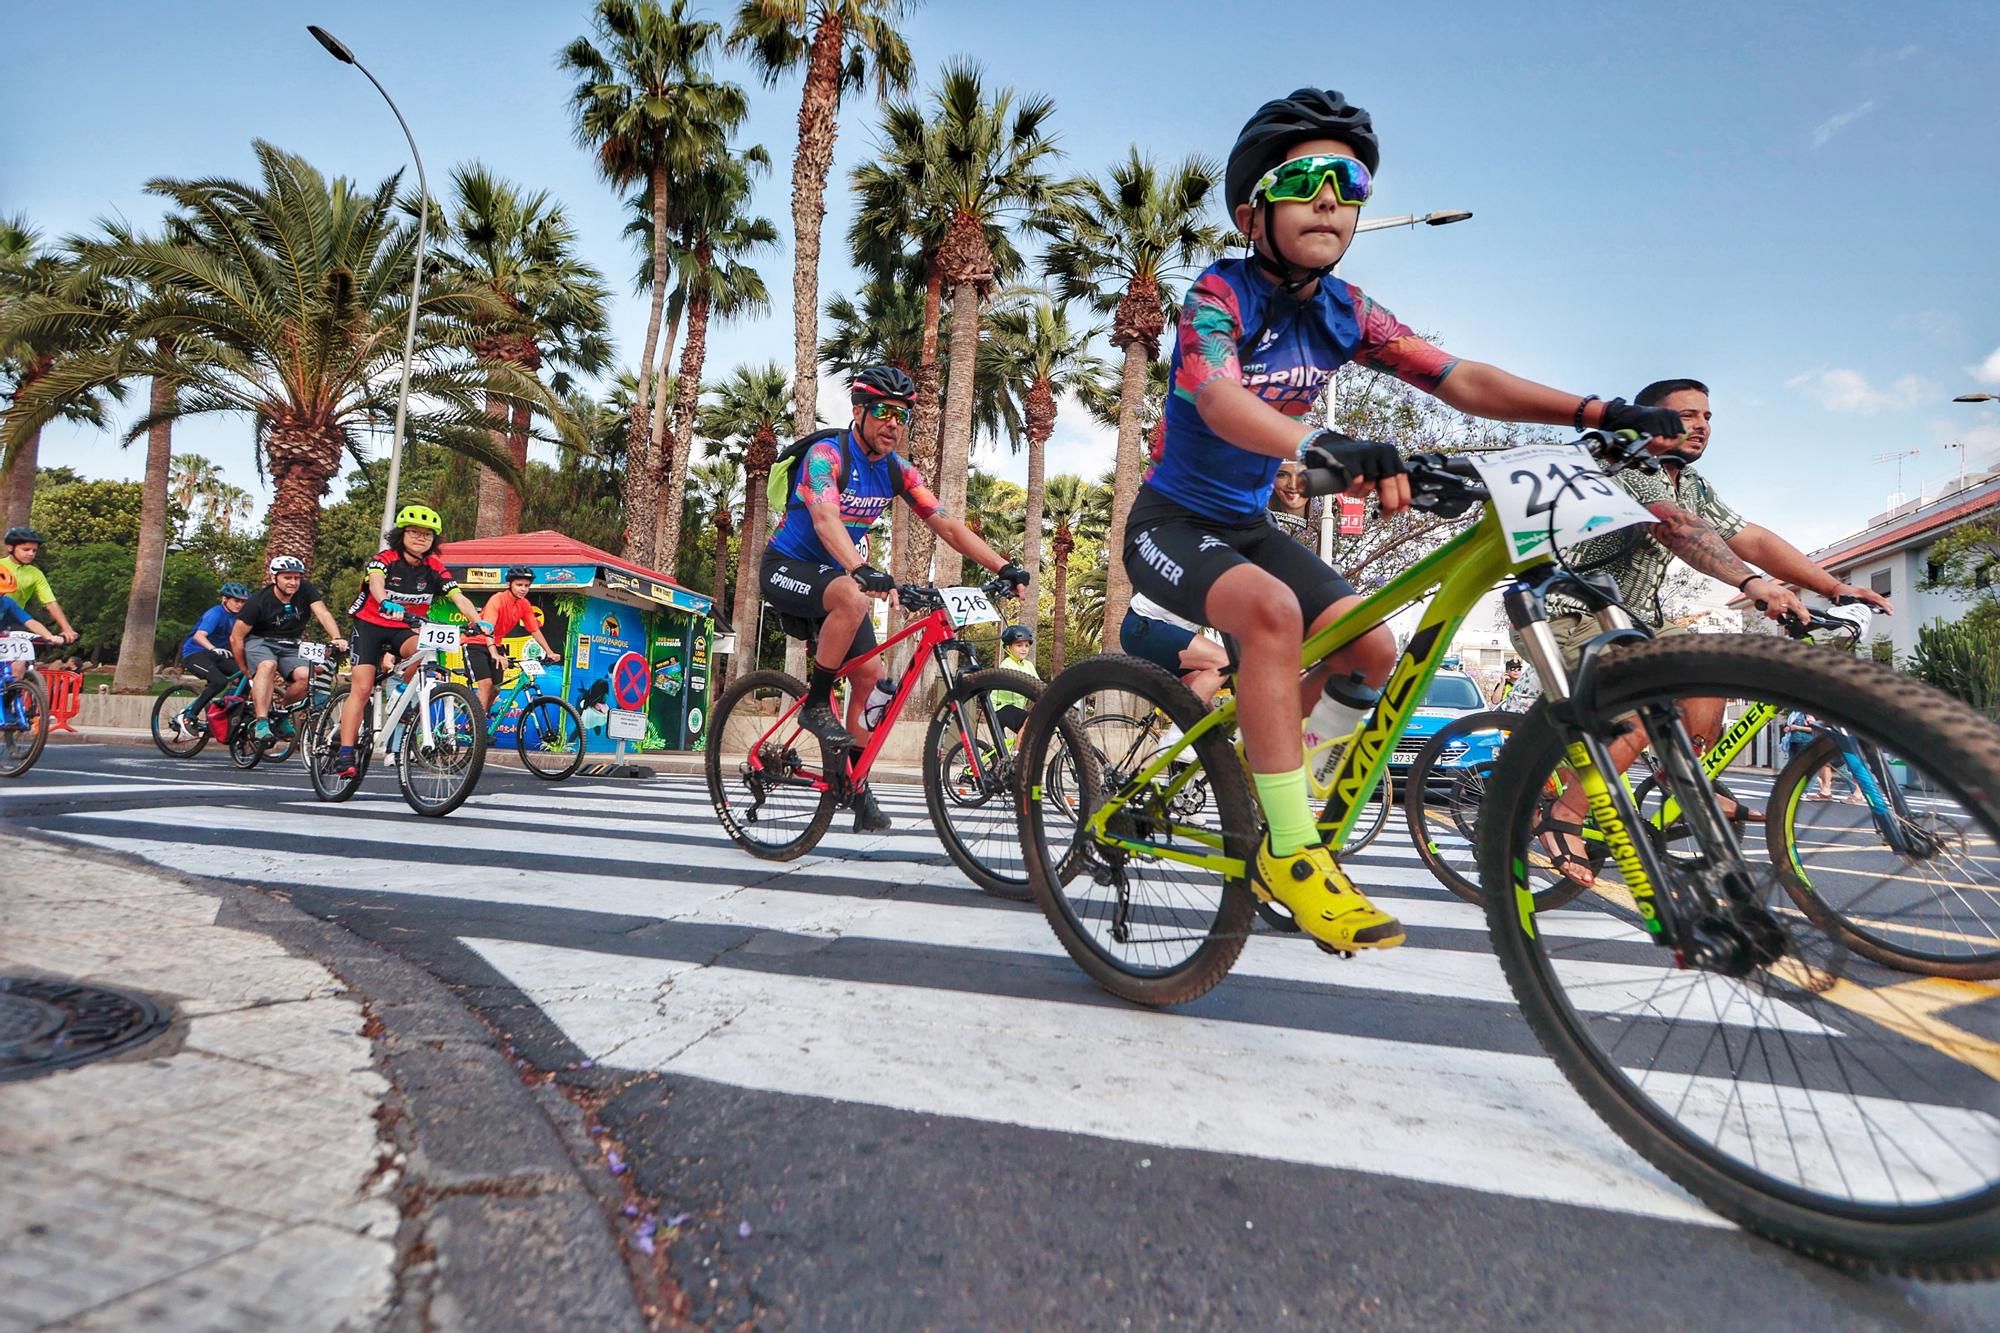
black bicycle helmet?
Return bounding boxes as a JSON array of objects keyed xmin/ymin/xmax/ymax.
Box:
[
  {"xmin": 4, "ymin": 526, "xmax": 46, "ymax": 548},
  {"xmin": 504, "ymin": 566, "xmax": 534, "ymax": 582},
  {"xmin": 851, "ymin": 365, "xmax": 917, "ymax": 407},
  {"xmin": 1001, "ymin": 625, "xmax": 1035, "ymax": 646},
  {"xmin": 1225, "ymin": 89, "xmax": 1380, "ymax": 212}
]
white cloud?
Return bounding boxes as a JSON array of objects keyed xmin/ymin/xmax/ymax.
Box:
[
  {"xmin": 1786, "ymin": 368, "xmax": 1936, "ymax": 414},
  {"xmin": 1857, "ymin": 43, "xmax": 1921, "ymax": 67},
  {"xmin": 1972, "ymin": 346, "xmax": 2000, "ymax": 387},
  {"xmin": 1811, "ymin": 99, "xmax": 1876, "ymax": 149}
]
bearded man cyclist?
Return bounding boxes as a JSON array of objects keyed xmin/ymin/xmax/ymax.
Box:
[
  {"xmin": 760, "ymin": 365, "xmax": 1029, "ymax": 833},
  {"xmin": 232, "ymin": 558, "xmax": 346, "ymax": 743},
  {"xmin": 1523, "ymin": 377, "xmax": 1894, "ymax": 886},
  {"xmin": 1129, "ymin": 88, "xmax": 1689, "ymax": 954},
  {"xmin": 332, "ymin": 504, "xmax": 490, "ymax": 780}
]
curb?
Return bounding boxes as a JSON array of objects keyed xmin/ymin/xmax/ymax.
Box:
[{"xmin": 7, "ymin": 829, "xmax": 650, "ymax": 1332}]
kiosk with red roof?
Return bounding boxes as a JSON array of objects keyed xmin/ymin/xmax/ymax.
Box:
[{"xmin": 437, "ymin": 532, "xmax": 715, "ymax": 754}]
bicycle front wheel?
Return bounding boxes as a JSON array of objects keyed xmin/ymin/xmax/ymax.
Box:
[
  {"xmin": 924, "ymin": 668, "xmax": 1087, "ymax": 900},
  {"xmin": 516, "ymin": 695, "xmax": 586, "ymax": 782},
  {"xmin": 1767, "ymin": 735, "xmax": 2000, "ymax": 980},
  {"xmin": 150, "ymin": 684, "xmax": 210, "ymax": 758},
  {"xmin": 706, "ymin": 669, "xmax": 836, "ymax": 860},
  {"xmin": 1477, "ymin": 633, "xmax": 2000, "ymax": 1276},
  {"xmin": 0, "ymin": 673, "xmax": 51, "ymax": 778},
  {"xmin": 1401, "ymin": 710, "xmax": 1531, "ymax": 905},
  {"xmin": 1016, "ymin": 654, "xmax": 1259, "ymax": 1008},
  {"xmin": 398, "ymin": 682, "xmax": 486, "ymax": 817},
  {"xmin": 227, "ymin": 722, "xmax": 264, "ymax": 770},
  {"xmin": 306, "ymin": 688, "xmax": 372, "ymax": 802}
]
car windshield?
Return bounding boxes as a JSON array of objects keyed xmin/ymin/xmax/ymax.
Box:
[{"xmin": 1425, "ymin": 674, "xmax": 1484, "ymax": 710}]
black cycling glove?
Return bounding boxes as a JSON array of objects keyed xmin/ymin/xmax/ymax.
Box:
[
  {"xmin": 994, "ymin": 562, "xmax": 1030, "ymax": 592},
  {"xmin": 1299, "ymin": 429, "xmax": 1407, "ymax": 491},
  {"xmin": 851, "ymin": 563, "xmax": 895, "ymax": 594},
  {"xmin": 1597, "ymin": 397, "xmax": 1685, "ymax": 440}
]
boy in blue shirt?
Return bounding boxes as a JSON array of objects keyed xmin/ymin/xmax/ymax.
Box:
[
  {"xmin": 173, "ymin": 581, "xmax": 250, "ymax": 736},
  {"xmin": 1130, "ymin": 89, "xmax": 1684, "ymax": 952}
]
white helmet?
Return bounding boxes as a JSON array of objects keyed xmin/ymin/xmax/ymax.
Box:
[{"xmin": 268, "ymin": 555, "xmax": 307, "ymax": 575}]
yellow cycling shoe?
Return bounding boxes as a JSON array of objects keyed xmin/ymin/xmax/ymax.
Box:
[{"xmin": 1252, "ymin": 836, "xmax": 1405, "ymax": 953}]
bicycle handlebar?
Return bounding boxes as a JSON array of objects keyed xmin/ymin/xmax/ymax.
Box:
[
  {"xmin": 1297, "ymin": 429, "xmax": 1660, "ymax": 518},
  {"xmin": 895, "ymin": 573, "xmax": 1020, "ymax": 615}
]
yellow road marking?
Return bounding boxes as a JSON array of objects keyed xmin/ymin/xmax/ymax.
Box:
[
  {"xmin": 1795, "ymin": 859, "xmax": 2000, "ymax": 892},
  {"xmin": 1768, "ymin": 961, "xmax": 2000, "ymax": 1080},
  {"xmin": 1773, "ymin": 906, "xmax": 1999, "ymax": 951}
]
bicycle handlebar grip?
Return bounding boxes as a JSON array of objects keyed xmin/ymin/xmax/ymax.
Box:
[{"xmin": 1299, "ymin": 465, "xmax": 1348, "ymax": 499}]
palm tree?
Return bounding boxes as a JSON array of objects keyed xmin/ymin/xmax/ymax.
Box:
[
  {"xmin": 847, "ymin": 76, "xmax": 1038, "ymax": 587},
  {"xmin": 728, "ymin": 0, "xmax": 915, "ymax": 438},
  {"xmin": 169, "ymin": 453, "xmax": 220, "ymax": 516},
  {"xmin": 439, "ymin": 165, "xmax": 612, "ymax": 538},
  {"xmin": 655, "ymin": 148, "xmax": 778, "ymax": 573},
  {"xmin": 962, "ymin": 468, "xmax": 1024, "ymax": 557},
  {"xmin": 687, "ymin": 454, "xmax": 743, "ymax": 613},
  {"xmin": 1039, "ymin": 472, "xmax": 1109, "ymax": 671},
  {"xmin": 562, "ymin": 0, "xmax": 745, "ymax": 564},
  {"xmin": 2, "ymin": 143, "xmax": 567, "ymax": 567},
  {"xmin": 0, "ymin": 216, "xmax": 119, "ymax": 525},
  {"xmin": 982, "ymin": 297, "xmax": 1112, "ymax": 625},
  {"xmin": 911, "ymin": 60, "xmax": 1067, "ymax": 589},
  {"xmin": 1045, "ymin": 149, "xmax": 1222, "ymax": 650},
  {"xmin": 698, "ymin": 363, "xmax": 793, "ymax": 680}
]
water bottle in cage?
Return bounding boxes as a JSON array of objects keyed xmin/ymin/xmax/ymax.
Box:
[{"xmin": 863, "ymin": 675, "xmax": 900, "ymax": 729}]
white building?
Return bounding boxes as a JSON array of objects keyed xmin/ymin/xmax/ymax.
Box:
[{"xmin": 1734, "ymin": 468, "xmax": 2000, "ymax": 659}]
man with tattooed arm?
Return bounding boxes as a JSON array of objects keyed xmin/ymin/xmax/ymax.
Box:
[{"xmin": 1525, "ymin": 377, "xmax": 1893, "ymax": 886}]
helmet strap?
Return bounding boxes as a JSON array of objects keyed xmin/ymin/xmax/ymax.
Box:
[{"xmin": 1240, "ymin": 202, "xmax": 1337, "ymax": 353}]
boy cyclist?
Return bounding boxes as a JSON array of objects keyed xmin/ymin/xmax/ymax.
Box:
[
  {"xmin": 2, "ymin": 527, "xmax": 78, "ymax": 646},
  {"xmin": 1131, "ymin": 88, "xmax": 1684, "ymax": 952},
  {"xmin": 463, "ymin": 567, "xmax": 562, "ymax": 711},
  {"xmin": 172, "ymin": 581, "xmax": 251, "ymax": 737}
]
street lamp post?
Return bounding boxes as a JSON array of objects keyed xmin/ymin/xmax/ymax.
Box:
[
  {"xmin": 1319, "ymin": 209, "xmax": 1475, "ymax": 554},
  {"xmin": 308, "ymin": 24, "xmax": 430, "ymax": 544}
]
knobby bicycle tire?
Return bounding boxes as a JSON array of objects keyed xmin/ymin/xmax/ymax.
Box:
[
  {"xmin": 0, "ymin": 673, "xmax": 51, "ymax": 779},
  {"xmin": 706, "ymin": 669, "xmax": 837, "ymax": 861},
  {"xmin": 1475, "ymin": 633, "xmax": 2000, "ymax": 1277},
  {"xmin": 1016, "ymin": 653, "xmax": 1259, "ymax": 1008},
  {"xmin": 307, "ymin": 687, "xmax": 372, "ymax": 803},
  {"xmin": 1766, "ymin": 735, "xmax": 2000, "ymax": 980},
  {"xmin": 516, "ymin": 695, "xmax": 587, "ymax": 782},
  {"xmin": 1401, "ymin": 709, "xmax": 1532, "ymax": 906},
  {"xmin": 398, "ymin": 681, "xmax": 486, "ymax": 817}
]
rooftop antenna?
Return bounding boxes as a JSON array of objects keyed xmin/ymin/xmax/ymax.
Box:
[{"xmin": 1873, "ymin": 449, "xmax": 1920, "ymax": 507}]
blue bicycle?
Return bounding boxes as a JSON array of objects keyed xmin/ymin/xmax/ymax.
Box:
[{"xmin": 469, "ymin": 653, "xmax": 585, "ymax": 782}]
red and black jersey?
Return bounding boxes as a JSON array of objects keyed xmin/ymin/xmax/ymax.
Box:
[{"xmin": 350, "ymin": 549, "xmax": 459, "ymax": 628}]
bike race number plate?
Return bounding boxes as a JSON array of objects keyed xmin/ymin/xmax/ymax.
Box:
[
  {"xmin": 942, "ymin": 587, "xmax": 1001, "ymax": 629},
  {"xmin": 419, "ymin": 622, "xmax": 461, "ymax": 653},
  {"xmin": 0, "ymin": 633, "xmax": 35, "ymax": 663},
  {"xmin": 1467, "ymin": 442, "xmax": 1656, "ymax": 564},
  {"xmin": 520, "ymin": 658, "xmax": 544, "ymax": 678},
  {"xmin": 297, "ymin": 641, "xmax": 327, "ymax": 666}
]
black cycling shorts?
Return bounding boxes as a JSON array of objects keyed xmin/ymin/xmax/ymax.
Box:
[
  {"xmin": 758, "ymin": 551, "xmax": 878, "ymax": 663},
  {"xmin": 180, "ymin": 648, "xmax": 236, "ymax": 686},
  {"xmin": 464, "ymin": 643, "xmax": 499, "ymax": 684},
  {"xmin": 350, "ymin": 620, "xmax": 416, "ymax": 673},
  {"xmin": 1123, "ymin": 484, "xmax": 1354, "ymax": 632}
]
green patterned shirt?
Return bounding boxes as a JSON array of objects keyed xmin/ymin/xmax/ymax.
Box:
[{"xmin": 1548, "ymin": 463, "xmax": 1746, "ymax": 627}]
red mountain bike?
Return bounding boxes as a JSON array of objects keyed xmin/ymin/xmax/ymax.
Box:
[{"xmin": 706, "ymin": 576, "xmax": 1088, "ymax": 899}]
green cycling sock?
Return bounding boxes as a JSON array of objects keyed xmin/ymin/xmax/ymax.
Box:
[{"xmin": 1252, "ymin": 766, "xmax": 1320, "ymax": 856}]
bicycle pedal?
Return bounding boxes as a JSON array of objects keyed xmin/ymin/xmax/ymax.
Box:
[{"xmin": 1313, "ymin": 942, "xmax": 1355, "ymax": 960}]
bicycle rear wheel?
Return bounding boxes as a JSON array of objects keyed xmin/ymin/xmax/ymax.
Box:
[
  {"xmin": 516, "ymin": 695, "xmax": 586, "ymax": 782},
  {"xmin": 0, "ymin": 674, "xmax": 50, "ymax": 778},
  {"xmin": 150, "ymin": 684, "xmax": 210, "ymax": 758},
  {"xmin": 1477, "ymin": 633, "xmax": 2000, "ymax": 1275},
  {"xmin": 1767, "ymin": 735, "xmax": 2000, "ymax": 980},
  {"xmin": 307, "ymin": 687, "xmax": 371, "ymax": 803},
  {"xmin": 1016, "ymin": 654, "xmax": 1259, "ymax": 1008},
  {"xmin": 706, "ymin": 669, "xmax": 836, "ymax": 860},
  {"xmin": 924, "ymin": 668, "xmax": 1087, "ymax": 900},
  {"xmin": 398, "ymin": 682, "xmax": 486, "ymax": 817},
  {"xmin": 227, "ymin": 722, "xmax": 264, "ymax": 770}
]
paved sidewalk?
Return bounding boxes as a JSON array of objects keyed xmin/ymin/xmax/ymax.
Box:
[{"xmin": 0, "ymin": 835, "xmax": 398, "ymax": 1331}]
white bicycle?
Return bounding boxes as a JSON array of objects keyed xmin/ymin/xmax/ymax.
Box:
[{"xmin": 305, "ymin": 618, "xmax": 487, "ymax": 816}]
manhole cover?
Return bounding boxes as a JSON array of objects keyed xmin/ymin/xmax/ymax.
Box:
[{"xmin": 0, "ymin": 978, "xmax": 171, "ymax": 1082}]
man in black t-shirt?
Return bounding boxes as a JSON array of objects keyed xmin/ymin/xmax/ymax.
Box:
[{"xmin": 230, "ymin": 555, "xmax": 347, "ymax": 743}]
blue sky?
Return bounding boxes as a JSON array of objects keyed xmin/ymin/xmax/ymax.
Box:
[{"xmin": 6, "ymin": 0, "xmax": 1998, "ymax": 553}]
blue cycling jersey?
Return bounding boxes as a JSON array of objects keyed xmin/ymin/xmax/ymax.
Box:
[
  {"xmin": 767, "ymin": 428, "xmax": 939, "ymax": 565},
  {"xmin": 1148, "ymin": 258, "xmax": 1459, "ymax": 522},
  {"xmin": 181, "ymin": 603, "xmax": 238, "ymax": 659}
]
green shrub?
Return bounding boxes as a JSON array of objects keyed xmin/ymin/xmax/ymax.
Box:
[{"xmin": 1908, "ymin": 615, "xmax": 2000, "ymax": 718}]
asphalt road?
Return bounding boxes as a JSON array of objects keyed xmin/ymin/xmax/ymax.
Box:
[{"xmin": 7, "ymin": 742, "xmax": 2000, "ymax": 1331}]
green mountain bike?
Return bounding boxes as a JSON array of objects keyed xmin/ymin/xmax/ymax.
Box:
[{"xmin": 1014, "ymin": 430, "xmax": 2000, "ymax": 1276}]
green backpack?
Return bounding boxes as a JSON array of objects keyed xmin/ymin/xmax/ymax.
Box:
[{"xmin": 764, "ymin": 427, "xmax": 907, "ymax": 522}]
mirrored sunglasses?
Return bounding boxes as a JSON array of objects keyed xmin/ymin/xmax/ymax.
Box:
[
  {"xmin": 866, "ymin": 401, "xmax": 912, "ymax": 423},
  {"xmin": 1255, "ymin": 153, "xmax": 1372, "ymax": 207}
]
